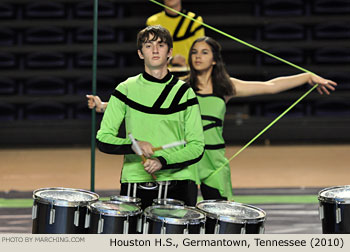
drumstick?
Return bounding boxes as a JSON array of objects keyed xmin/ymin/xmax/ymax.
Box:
[
  {"xmin": 152, "ymin": 140, "xmax": 187, "ymax": 151},
  {"xmin": 128, "ymin": 133, "xmax": 157, "ymax": 180}
]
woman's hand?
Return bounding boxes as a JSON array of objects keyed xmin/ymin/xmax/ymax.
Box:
[{"xmin": 308, "ymin": 75, "xmax": 337, "ymax": 95}]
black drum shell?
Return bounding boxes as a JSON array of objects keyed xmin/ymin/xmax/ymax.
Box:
[
  {"xmin": 320, "ymin": 201, "xmax": 350, "ymax": 234},
  {"xmin": 204, "ymin": 216, "xmax": 264, "ymax": 234},
  {"xmin": 32, "ymin": 200, "xmax": 88, "ymax": 234},
  {"xmin": 88, "ymin": 212, "xmax": 141, "ymax": 234},
  {"xmin": 144, "ymin": 218, "xmax": 203, "ymax": 234}
]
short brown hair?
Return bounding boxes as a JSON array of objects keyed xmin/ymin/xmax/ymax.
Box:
[{"xmin": 137, "ymin": 25, "xmax": 173, "ymax": 52}]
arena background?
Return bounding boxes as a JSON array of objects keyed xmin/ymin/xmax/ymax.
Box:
[{"xmin": 0, "ymin": 0, "xmax": 349, "ymax": 234}]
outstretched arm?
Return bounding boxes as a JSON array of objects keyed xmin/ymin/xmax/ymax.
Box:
[
  {"xmin": 229, "ymin": 73, "xmax": 337, "ymax": 99},
  {"xmin": 86, "ymin": 95, "xmax": 108, "ymax": 113}
]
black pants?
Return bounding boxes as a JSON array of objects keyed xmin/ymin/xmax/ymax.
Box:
[
  {"xmin": 120, "ymin": 180, "xmax": 198, "ymax": 210},
  {"xmin": 200, "ymin": 183, "xmax": 227, "ymax": 201}
]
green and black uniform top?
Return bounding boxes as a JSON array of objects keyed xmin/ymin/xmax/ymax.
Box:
[
  {"xmin": 197, "ymin": 94, "xmax": 226, "ymax": 150},
  {"xmin": 195, "ymin": 94, "xmax": 233, "ymax": 199},
  {"xmin": 97, "ymin": 72, "xmax": 205, "ymax": 183}
]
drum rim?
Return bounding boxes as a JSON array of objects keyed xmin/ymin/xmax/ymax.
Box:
[
  {"xmin": 110, "ymin": 195, "xmax": 142, "ymax": 205},
  {"xmin": 33, "ymin": 187, "xmax": 99, "ymax": 207},
  {"xmin": 196, "ymin": 200, "xmax": 266, "ymax": 224},
  {"xmin": 318, "ymin": 185, "xmax": 350, "ymax": 204},
  {"xmin": 152, "ymin": 198, "xmax": 185, "ymax": 206},
  {"xmin": 88, "ymin": 201, "xmax": 142, "ymax": 216},
  {"xmin": 144, "ymin": 205, "xmax": 206, "ymax": 225}
]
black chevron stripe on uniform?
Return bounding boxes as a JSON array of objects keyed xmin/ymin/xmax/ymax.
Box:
[
  {"xmin": 152, "ymin": 77, "xmax": 178, "ymax": 109},
  {"xmin": 201, "ymin": 115, "xmax": 223, "ymax": 131},
  {"xmin": 173, "ymin": 10, "xmax": 203, "ymax": 42},
  {"xmin": 112, "ymin": 89, "xmax": 198, "ymax": 115}
]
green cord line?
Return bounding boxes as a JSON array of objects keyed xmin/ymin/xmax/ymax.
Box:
[
  {"xmin": 149, "ymin": 0, "xmax": 321, "ymax": 177},
  {"xmin": 209, "ymin": 84, "xmax": 318, "ymax": 179}
]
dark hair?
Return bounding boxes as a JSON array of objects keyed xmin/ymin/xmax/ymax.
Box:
[
  {"xmin": 187, "ymin": 36, "xmax": 234, "ymax": 96},
  {"xmin": 137, "ymin": 25, "xmax": 173, "ymax": 52}
]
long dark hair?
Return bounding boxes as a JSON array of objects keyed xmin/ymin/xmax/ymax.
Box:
[{"xmin": 187, "ymin": 36, "xmax": 234, "ymax": 96}]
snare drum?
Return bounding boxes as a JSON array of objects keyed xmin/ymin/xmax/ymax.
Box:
[
  {"xmin": 143, "ymin": 205, "xmax": 206, "ymax": 234},
  {"xmin": 110, "ymin": 195, "xmax": 142, "ymax": 208},
  {"xmin": 196, "ymin": 200, "xmax": 266, "ymax": 234},
  {"xmin": 86, "ymin": 201, "xmax": 142, "ymax": 234},
  {"xmin": 32, "ymin": 187, "xmax": 99, "ymax": 234},
  {"xmin": 153, "ymin": 198, "xmax": 185, "ymax": 206},
  {"xmin": 318, "ymin": 185, "xmax": 350, "ymax": 234}
]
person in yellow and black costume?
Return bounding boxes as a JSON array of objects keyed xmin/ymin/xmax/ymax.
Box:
[{"xmin": 147, "ymin": 0, "xmax": 204, "ymax": 67}]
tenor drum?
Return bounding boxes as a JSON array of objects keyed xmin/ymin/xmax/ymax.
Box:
[
  {"xmin": 143, "ymin": 205, "xmax": 206, "ymax": 234},
  {"xmin": 318, "ymin": 185, "xmax": 350, "ymax": 234},
  {"xmin": 196, "ymin": 200, "xmax": 266, "ymax": 234},
  {"xmin": 86, "ymin": 201, "xmax": 142, "ymax": 234},
  {"xmin": 152, "ymin": 198, "xmax": 185, "ymax": 206},
  {"xmin": 32, "ymin": 187, "xmax": 99, "ymax": 234}
]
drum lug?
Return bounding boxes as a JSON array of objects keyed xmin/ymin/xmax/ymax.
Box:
[
  {"xmin": 336, "ymin": 205, "xmax": 342, "ymax": 224},
  {"xmin": 319, "ymin": 204, "xmax": 324, "ymax": 220},
  {"xmin": 143, "ymin": 219, "xmax": 149, "ymax": 234},
  {"xmin": 259, "ymin": 225, "xmax": 265, "ymax": 234},
  {"xmin": 84, "ymin": 213, "xmax": 90, "ymax": 228},
  {"xmin": 161, "ymin": 222, "xmax": 166, "ymax": 234},
  {"xmin": 200, "ymin": 224, "xmax": 205, "ymax": 234},
  {"xmin": 137, "ymin": 216, "xmax": 143, "ymax": 233},
  {"xmin": 32, "ymin": 204, "xmax": 37, "ymax": 220},
  {"xmin": 214, "ymin": 223, "xmax": 220, "ymax": 234},
  {"xmin": 123, "ymin": 218, "xmax": 129, "ymax": 234},
  {"xmin": 49, "ymin": 208, "xmax": 56, "ymax": 225},
  {"xmin": 183, "ymin": 224, "xmax": 189, "ymax": 234},
  {"xmin": 74, "ymin": 208, "xmax": 80, "ymax": 227},
  {"xmin": 97, "ymin": 217, "xmax": 104, "ymax": 234}
]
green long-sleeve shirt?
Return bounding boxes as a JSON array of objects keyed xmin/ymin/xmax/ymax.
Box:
[{"xmin": 97, "ymin": 72, "xmax": 204, "ymax": 183}]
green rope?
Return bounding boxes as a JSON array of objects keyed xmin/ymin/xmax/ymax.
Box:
[{"xmin": 149, "ymin": 0, "xmax": 321, "ymax": 177}]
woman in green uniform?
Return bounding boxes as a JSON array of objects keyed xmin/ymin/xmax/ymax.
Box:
[{"xmin": 187, "ymin": 36, "xmax": 336, "ymax": 200}]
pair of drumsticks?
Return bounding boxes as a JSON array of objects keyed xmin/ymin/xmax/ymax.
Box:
[{"xmin": 128, "ymin": 133, "xmax": 186, "ymax": 180}]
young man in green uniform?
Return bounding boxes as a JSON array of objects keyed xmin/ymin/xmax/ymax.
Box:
[{"xmin": 96, "ymin": 25, "xmax": 204, "ymax": 208}]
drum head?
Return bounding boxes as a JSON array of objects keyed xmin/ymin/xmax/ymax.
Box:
[
  {"xmin": 196, "ymin": 200, "xmax": 266, "ymax": 224},
  {"xmin": 144, "ymin": 205, "xmax": 205, "ymax": 225},
  {"xmin": 110, "ymin": 195, "xmax": 141, "ymax": 205},
  {"xmin": 318, "ymin": 185, "xmax": 350, "ymax": 204},
  {"xmin": 89, "ymin": 201, "xmax": 142, "ymax": 217},
  {"xmin": 33, "ymin": 187, "xmax": 99, "ymax": 207}
]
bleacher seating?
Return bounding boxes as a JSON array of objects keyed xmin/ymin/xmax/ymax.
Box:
[
  {"xmin": 24, "ymin": 27, "xmax": 66, "ymax": 44},
  {"xmin": 26, "ymin": 52, "xmax": 67, "ymax": 69},
  {"xmin": 24, "ymin": 102, "xmax": 67, "ymax": 120},
  {"xmin": 262, "ymin": 0, "xmax": 304, "ymax": 16},
  {"xmin": 1, "ymin": 0, "xmax": 349, "ymax": 145},
  {"xmin": 312, "ymin": 0, "xmax": 350, "ymax": 14},
  {"xmin": 24, "ymin": 2, "xmax": 66, "ymax": 19},
  {"xmin": 25, "ymin": 77, "xmax": 66, "ymax": 95}
]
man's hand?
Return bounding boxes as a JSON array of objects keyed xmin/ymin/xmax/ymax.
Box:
[
  {"xmin": 133, "ymin": 141, "xmax": 154, "ymax": 157},
  {"xmin": 143, "ymin": 158, "xmax": 162, "ymax": 174}
]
